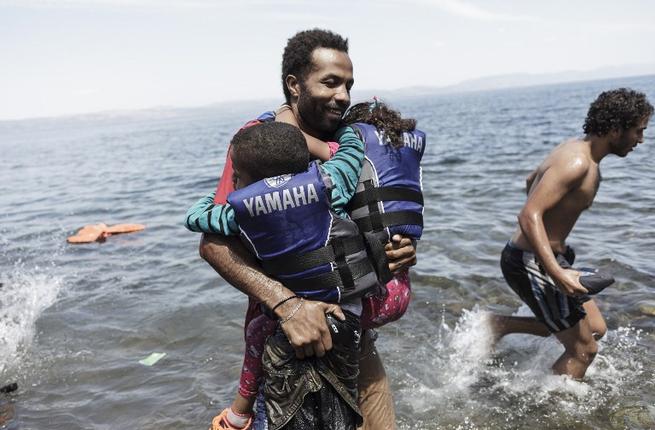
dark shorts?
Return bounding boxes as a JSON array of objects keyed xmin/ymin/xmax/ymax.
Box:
[
  {"xmin": 500, "ymin": 242, "xmax": 587, "ymax": 333},
  {"xmin": 261, "ymin": 310, "xmax": 362, "ymax": 430}
]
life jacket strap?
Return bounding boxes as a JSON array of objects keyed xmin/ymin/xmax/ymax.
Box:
[
  {"xmin": 280, "ymin": 259, "xmax": 375, "ymax": 293},
  {"xmin": 363, "ymin": 231, "xmax": 392, "ymax": 284},
  {"xmin": 347, "ymin": 185, "xmax": 424, "ymax": 210},
  {"xmin": 261, "ymin": 236, "xmax": 367, "ymax": 276},
  {"xmin": 354, "ymin": 211, "xmax": 424, "ymax": 234},
  {"xmin": 332, "ymin": 238, "xmax": 355, "ymax": 292}
]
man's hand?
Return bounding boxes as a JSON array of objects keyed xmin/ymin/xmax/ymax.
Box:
[
  {"xmin": 275, "ymin": 299, "xmax": 345, "ymax": 359},
  {"xmin": 385, "ymin": 234, "xmax": 417, "ymax": 273},
  {"xmin": 554, "ymin": 268, "xmax": 588, "ymax": 297}
]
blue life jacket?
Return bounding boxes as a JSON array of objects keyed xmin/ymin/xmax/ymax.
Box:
[
  {"xmin": 227, "ymin": 162, "xmax": 379, "ymax": 303},
  {"xmin": 347, "ymin": 123, "xmax": 425, "ymax": 243}
]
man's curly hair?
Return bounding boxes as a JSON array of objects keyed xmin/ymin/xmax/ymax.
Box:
[
  {"xmin": 342, "ymin": 100, "xmax": 416, "ymax": 149},
  {"xmin": 583, "ymin": 88, "xmax": 653, "ymax": 136},
  {"xmin": 281, "ymin": 29, "xmax": 349, "ymax": 104}
]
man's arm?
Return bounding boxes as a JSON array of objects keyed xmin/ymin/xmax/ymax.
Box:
[
  {"xmin": 199, "ymin": 234, "xmax": 344, "ymax": 358},
  {"xmin": 525, "ymin": 169, "xmax": 538, "ymax": 195},
  {"xmin": 517, "ymin": 158, "xmax": 588, "ymax": 296}
]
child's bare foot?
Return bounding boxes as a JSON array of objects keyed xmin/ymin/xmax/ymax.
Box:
[
  {"xmin": 230, "ymin": 392, "xmax": 255, "ymax": 416},
  {"xmin": 208, "ymin": 393, "xmax": 256, "ymax": 430},
  {"xmin": 209, "ymin": 408, "xmax": 252, "ymax": 430}
]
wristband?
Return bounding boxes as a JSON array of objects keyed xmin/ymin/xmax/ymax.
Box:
[{"xmin": 271, "ymin": 295, "xmax": 299, "ymax": 313}]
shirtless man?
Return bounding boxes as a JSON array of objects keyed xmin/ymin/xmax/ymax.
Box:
[{"xmin": 492, "ymin": 88, "xmax": 653, "ymax": 379}]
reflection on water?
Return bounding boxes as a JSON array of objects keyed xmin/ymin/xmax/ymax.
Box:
[{"xmin": 0, "ymin": 76, "xmax": 654, "ymax": 429}]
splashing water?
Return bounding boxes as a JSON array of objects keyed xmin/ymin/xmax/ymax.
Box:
[
  {"xmin": 0, "ymin": 267, "xmax": 62, "ymax": 374},
  {"xmin": 395, "ymin": 306, "xmax": 654, "ymax": 429}
]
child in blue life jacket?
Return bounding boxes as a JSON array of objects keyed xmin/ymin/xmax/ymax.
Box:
[{"xmin": 187, "ymin": 120, "xmax": 373, "ymax": 430}]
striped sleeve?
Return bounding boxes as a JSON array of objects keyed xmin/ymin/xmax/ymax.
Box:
[
  {"xmin": 184, "ymin": 191, "xmax": 239, "ymax": 235},
  {"xmin": 320, "ymin": 126, "xmax": 365, "ymax": 216}
]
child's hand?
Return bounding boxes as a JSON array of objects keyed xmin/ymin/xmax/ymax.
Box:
[{"xmin": 385, "ymin": 235, "xmax": 417, "ymax": 272}]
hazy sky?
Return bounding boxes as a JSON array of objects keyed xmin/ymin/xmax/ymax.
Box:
[{"xmin": 1, "ymin": 0, "xmax": 654, "ymax": 119}]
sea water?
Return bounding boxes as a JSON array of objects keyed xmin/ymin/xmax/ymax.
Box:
[{"xmin": 1, "ymin": 75, "xmax": 654, "ymax": 429}]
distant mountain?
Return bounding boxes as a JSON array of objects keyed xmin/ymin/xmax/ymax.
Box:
[
  {"xmin": 356, "ymin": 63, "xmax": 655, "ymax": 99},
  {"xmin": 5, "ymin": 64, "xmax": 652, "ymax": 122}
]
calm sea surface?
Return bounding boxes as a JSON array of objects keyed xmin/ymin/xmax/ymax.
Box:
[{"xmin": 1, "ymin": 76, "xmax": 654, "ymax": 430}]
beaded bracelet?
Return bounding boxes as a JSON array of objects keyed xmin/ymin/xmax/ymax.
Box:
[
  {"xmin": 280, "ymin": 298, "xmax": 304, "ymax": 325},
  {"xmin": 271, "ymin": 295, "xmax": 299, "ymax": 313}
]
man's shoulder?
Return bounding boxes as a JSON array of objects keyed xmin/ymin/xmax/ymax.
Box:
[
  {"xmin": 550, "ymin": 138, "xmax": 592, "ymax": 168},
  {"xmin": 537, "ymin": 139, "xmax": 594, "ymax": 187}
]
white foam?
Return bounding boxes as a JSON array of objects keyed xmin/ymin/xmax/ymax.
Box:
[
  {"xmin": 396, "ymin": 306, "xmax": 648, "ymax": 424},
  {"xmin": 0, "ymin": 267, "xmax": 62, "ymax": 373},
  {"xmin": 397, "ymin": 306, "xmax": 498, "ymax": 411}
]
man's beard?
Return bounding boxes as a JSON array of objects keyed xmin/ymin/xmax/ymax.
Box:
[
  {"xmin": 610, "ymin": 133, "xmax": 634, "ymax": 157},
  {"xmin": 297, "ymin": 91, "xmax": 344, "ymax": 139}
]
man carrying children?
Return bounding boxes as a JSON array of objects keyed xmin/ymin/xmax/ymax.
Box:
[{"xmin": 195, "ymin": 29, "xmax": 416, "ymax": 429}]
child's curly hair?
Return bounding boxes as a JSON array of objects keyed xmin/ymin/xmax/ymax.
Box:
[{"xmin": 342, "ymin": 99, "xmax": 416, "ymax": 148}]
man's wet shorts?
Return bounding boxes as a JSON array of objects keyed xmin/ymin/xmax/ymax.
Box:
[{"xmin": 500, "ymin": 242, "xmax": 587, "ymax": 333}]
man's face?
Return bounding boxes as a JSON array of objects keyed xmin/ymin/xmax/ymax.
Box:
[
  {"xmin": 611, "ymin": 117, "xmax": 649, "ymax": 157},
  {"xmin": 296, "ymin": 47, "xmax": 354, "ymax": 139}
]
